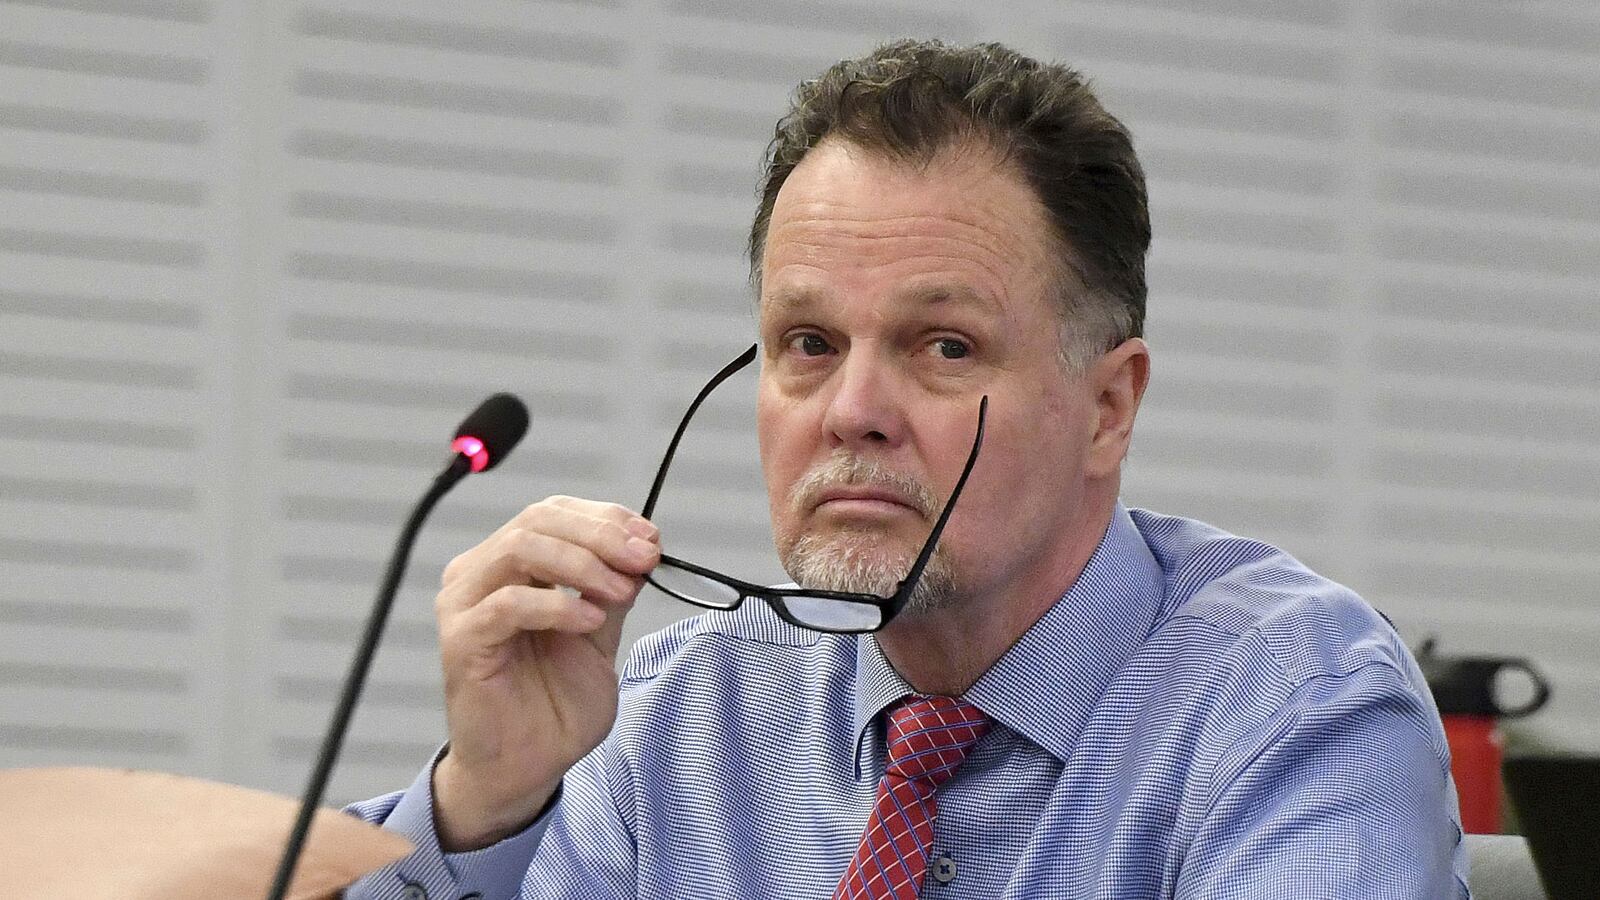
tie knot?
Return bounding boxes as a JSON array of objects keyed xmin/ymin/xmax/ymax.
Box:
[{"xmin": 884, "ymin": 695, "xmax": 990, "ymax": 787}]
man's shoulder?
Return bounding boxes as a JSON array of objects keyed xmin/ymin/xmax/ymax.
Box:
[
  {"xmin": 1112, "ymin": 507, "xmax": 1445, "ymax": 781},
  {"xmin": 1128, "ymin": 507, "xmax": 1412, "ymax": 690}
]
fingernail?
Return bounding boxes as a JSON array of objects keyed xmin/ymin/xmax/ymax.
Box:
[
  {"xmin": 627, "ymin": 537, "xmax": 656, "ymax": 559},
  {"xmin": 626, "ymin": 517, "xmax": 658, "ymax": 540}
]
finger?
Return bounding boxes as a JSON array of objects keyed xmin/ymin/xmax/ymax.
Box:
[
  {"xmin": 588, "ymin": 579, "xmax": 641, "ymax": 659},
  {"xmin": 443, "ymin": 497, "xmax": 655, "ymax": 587},
  {"xmin": 536, "ymin": 496, "xmax": 658, "ymax": 543},
  {"xmin": 441, "ymin": 526, "xmax": 654, "ymax": 617},
  {"xmin": 522, "ymin": 505, "xmax": 661, "ymax": 575},
  {"xmin": 531, "ymin": 501, "xmax": 659, "ymax": 578},
  {"xmin": 438, "ymin": 495, "xmax": 660, "ymax": 616},
  {"xmin": 449, "ymin": 584, "xmax": 611, "ymax": 651}
]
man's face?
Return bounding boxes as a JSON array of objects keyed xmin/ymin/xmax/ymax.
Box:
[{"xmin": 756, "ymin": 138, "xmax": 1105, "ymax": 615}]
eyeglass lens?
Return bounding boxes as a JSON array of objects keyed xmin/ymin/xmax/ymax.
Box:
[
  {"xmin": 648, "ymin": 565, "xmax": 742, "ymax": 610},
  {"xmin": 771, "ymin": 594, "xmax": 885, "ymax": 632}
]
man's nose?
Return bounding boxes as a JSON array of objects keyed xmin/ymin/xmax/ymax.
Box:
[{"xmin": 821, "ymin": 350, "xmax": 905, "ymax": 449}]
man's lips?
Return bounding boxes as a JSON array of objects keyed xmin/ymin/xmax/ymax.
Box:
[{"xmin": 813, "ymin": 488, "xmax": 921, "ymax": 516}]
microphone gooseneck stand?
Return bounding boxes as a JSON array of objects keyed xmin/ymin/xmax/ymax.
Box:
[{"xmin": 264, "ymin": 453, "xmax": 472, "ymax": 900}]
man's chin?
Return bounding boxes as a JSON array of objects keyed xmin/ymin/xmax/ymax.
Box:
[
  {"xmin": 781, "ymin": 532, "xmax": 963, "ymax": 615},
  {"xmin": 782, "ymin": 533, "xmax": 912, "ymax": 597}
]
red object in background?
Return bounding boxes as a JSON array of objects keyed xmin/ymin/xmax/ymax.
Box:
[
  {"xmin": 1443, "ymin": 714, "xmax": 1504, "ymax": 834},
  {"xmin": 1417, "ymin": 639, "xmax": 1550, "ymax": 834}
]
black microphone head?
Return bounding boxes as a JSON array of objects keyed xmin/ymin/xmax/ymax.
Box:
[{"xmin": 451, "ymin": 393, "xmax": 529, "ymax": 473}]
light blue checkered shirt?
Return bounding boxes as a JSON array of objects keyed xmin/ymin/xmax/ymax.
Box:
[{"xmin": 347, "ymin": 505, "xmax": 1469, "ymax": 899}]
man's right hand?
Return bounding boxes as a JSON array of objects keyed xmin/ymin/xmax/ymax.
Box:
[{"xmin": 429, "ymin": 495, "xmax": 660, "ymax": 851}]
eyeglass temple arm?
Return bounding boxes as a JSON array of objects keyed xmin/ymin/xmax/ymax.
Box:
[
  {"xmin": 640, "ymin": 343, "xmax": 759, "ymax": 519},
  {"xmin": 891, "ymin": 396, "xmax": 988, "ymax": 606}
]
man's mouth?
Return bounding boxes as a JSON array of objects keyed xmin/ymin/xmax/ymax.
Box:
[
  {"xmin": 788, "ymin": 453, "xmax": 939, "ymax": 531},
  {"xmin": 813, "ymin": 487, "xmax": 921, "ymax": 518}
]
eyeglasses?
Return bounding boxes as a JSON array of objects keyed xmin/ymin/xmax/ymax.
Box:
[{"xmin": 639, "ymin": 343, "xmax": 987, "ymax": 634}]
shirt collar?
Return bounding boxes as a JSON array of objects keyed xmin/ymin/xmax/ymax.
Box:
[{"xmin": 851, "ymin": 503, "xmax": 1166, "ymax": 770}]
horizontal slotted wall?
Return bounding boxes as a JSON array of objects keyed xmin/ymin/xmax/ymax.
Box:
[{"xmin": 1, "ymin": 0, "xmax": 1596, "ymax": 804}]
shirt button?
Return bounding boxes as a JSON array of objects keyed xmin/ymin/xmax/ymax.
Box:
[
  {"xmin": 932, "ymin": 856, "xmax": 957, "ymax": 884},
  {"xmin": 400, "ymin": 883, "xmax": 427, "ymax": 900}
]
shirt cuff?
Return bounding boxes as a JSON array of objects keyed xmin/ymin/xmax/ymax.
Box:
[{"xmin": 362, "ymin": 747, "xmax": 559, "ymax": 900}]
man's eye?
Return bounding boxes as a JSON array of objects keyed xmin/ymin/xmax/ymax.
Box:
[
  {"xmin": 791, "ymin": 333, "xmax": 831, "ymax": 356},
  {"xmin": 934, "ymin": 338, "xmax": 970, "ymax": 360}
]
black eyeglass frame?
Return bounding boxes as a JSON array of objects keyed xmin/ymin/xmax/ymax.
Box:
[{"xmin": 639, "ymin": 343, "xmax": 987, "ymax": 634}]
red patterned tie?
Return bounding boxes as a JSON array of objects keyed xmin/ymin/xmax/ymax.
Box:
[{"xmin": 834, "ymin": 695, "xmax": 991, "ymax": 900}]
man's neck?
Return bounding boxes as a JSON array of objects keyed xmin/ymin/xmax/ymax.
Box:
[{"xmin": 874, "ymin": 496, "xmax": 1116, "ymax": 696}]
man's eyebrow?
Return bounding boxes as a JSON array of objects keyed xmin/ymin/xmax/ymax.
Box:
[
  {"xmin": 898, "ymin": 284, "xmax": 1000, "ymax": 314},
  {"xmin": 763, "ymin": 287, "xmax": 822, "ymax": 316}
]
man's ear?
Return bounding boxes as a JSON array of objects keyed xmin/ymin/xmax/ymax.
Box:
[{"xmin": 1085, "ymin": 338, "xmax": 1150, "ymax": 478}]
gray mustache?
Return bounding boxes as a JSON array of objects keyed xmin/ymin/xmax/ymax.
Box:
[{"xmin": 789, "ymin": 453, "xmax": 939, "ymax": 520}]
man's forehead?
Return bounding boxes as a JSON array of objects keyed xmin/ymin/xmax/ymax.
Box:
[{"xmin": 762, "ymin": 281, "xmax": 1004, "ymax": 318}]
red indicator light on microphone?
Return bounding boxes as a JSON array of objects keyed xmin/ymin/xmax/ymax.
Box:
[
  {"xmin": 451, "ymin": 435, "xmax": 489, "ymax": 473},
  {"xmin": 451, "ymin": 393, "xmax": 526, "ymax": 476}
]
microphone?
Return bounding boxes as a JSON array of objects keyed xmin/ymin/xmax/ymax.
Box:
[
  {"xmin": 451, "ymin": 392, "xmax": 531, "ymax": 473},
  {"xmin": 266, "ymin": 394, "xmax": 530, "ymax": 900}
]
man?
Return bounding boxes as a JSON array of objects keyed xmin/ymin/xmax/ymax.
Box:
[{"xmin": 348, "ymin": 40, "xmax": 1467, "ymax": 899}]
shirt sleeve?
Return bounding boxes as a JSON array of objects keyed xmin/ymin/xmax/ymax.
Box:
[
  {"xmin": 342, "ymin": 747, "xmax": 556, "ymax": 900},
  {"xmin": 1175, "ymin": 662, "xmax": 1471, "ymax": 900},
  {"xmin": 515, "ymin": 736, "xmax": 639, "ymax": 899}
]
